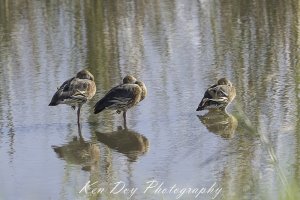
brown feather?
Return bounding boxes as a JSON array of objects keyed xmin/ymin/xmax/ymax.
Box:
[{"xmin": 49, "ymin": 70, "xmax": 96, "ymax": 108}]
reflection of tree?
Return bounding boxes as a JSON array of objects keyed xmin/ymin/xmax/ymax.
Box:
[
  {"xmin": 198, "ymin": 110, "xmax": 238, "ymax": 139},
  {"xmin": 84, "ymin": 0, "xmax": 147, "ymax": 80},
  {"xmin": 83, "ymin": 0, "xmax": 149, "ymax": 127},
  {"xmin": 96, "ymin": 126, "xmax": 149, "ymax": 162},
  {"xmin": 0, "ymin": 1, "xmax": 16, "ymax": 162},
  {"xmin": 209, "ymin": 0, "xmax": 299, "ymax": 123},
  {"xmin": 0, "ymin": 0, "xmax": 299, "ymax": 199},
  {"xmin": 205, "ymin": 1, "xmax": 300, "ymax": 198},
  {"xmin": 294, "ymin": 0, "xmax": 300, "ymax": 184}
]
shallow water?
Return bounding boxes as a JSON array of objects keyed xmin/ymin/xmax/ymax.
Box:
[{"xmin": 0, "ymin": 0, "xmax": 300, "ymax": 199}]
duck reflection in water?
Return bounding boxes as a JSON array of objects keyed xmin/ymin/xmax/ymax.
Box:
[
  {"xmin": 96, "ymin": 126, "xmax": 149, "ymax": 162},
  {"xmin": 52, "ymin": 136, "xmax": 100, "ymax": 171},
  {"xmin": 198, "ymin": 110, "xmax": 238, "ymax": 139}
]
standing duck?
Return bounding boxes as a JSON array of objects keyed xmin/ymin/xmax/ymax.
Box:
[
  {"xmin": 49, "ymin": 69, "xmax": 96, "ymax": 128},
  {"xmin": 196, "ymin": 78, "xmax": 236, "ymax": 111},
  {"xmin": 94, "ymin": 75, "xmax": 147, "ymax": 126}
]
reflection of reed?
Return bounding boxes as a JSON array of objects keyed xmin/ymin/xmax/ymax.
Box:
[
  {"xmin": 52, "ymin": 137, "xmax": 100, "ymax": 171},
  {"xmin": 96, "ymin": 127, "xmax": 149, "ymax": 162},
  {"xmin": 198, "ymin": 110, "xmax": 238, "ymax": 138}
]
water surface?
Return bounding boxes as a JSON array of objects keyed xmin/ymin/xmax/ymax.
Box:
[{"xmin": 0, "ymin": 0, "xmax": 300, "ymax": 199}]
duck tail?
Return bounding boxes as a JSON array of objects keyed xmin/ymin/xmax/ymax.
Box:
[
  {"xmin": 196, "ymin": 98, "xmax": 207, "ymax": 111},
  {"xmin": 196, "ymin": 106, "xmax": 204, "ymax": 111},
  {"xmin": 49, "ymin": 101, "xmax": 58, "ymax": 106},
  {"xmin": 49, "ymin": 91, "xmax": 60, "ymax": 106}
]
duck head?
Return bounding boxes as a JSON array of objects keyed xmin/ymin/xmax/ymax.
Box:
[
  {"xmin": 76, "ymin": 69, "xmax": 94, "ymax": 81},
  {"xmin": 217, "ymin": 78, "xmax": 232, "ymax": 86},
  {"xmin": 123, "ymin": 75, "xmax": 137, "ymax": 84}
]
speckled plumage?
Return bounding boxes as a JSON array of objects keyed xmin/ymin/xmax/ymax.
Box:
[
  {"xmin": 197, "ymin": 78, "xmax": 236, "ymax": 111},
  {"xmin": 94, "ymin": 83, "xmax": 142, "ymax": 114},
  {"xmin": 49, "ymin": 69, "xmax": 96, "ymax": 127},
  {"xmin": 94, "ymin": 75, "xmax": 146, "ymax": 126},
  {"xmin": 136, "ymin": 80, "xmax": 147, "ymax": 102}
]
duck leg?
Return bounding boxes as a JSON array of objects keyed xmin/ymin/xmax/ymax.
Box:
[
  {"xmin": 123, "ymin": 111, "xmax": 127, "ymax": 129},
  {"xmin": 77, "ymin": 104, "xmax": 82, "ymax": 128}
]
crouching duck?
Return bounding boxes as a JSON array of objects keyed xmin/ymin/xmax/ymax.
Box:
[
  {"xmin": 196, "ymin": 78, "xmax": 236, "ymax": 111},
  {"xmin": 94, "ymin": 75, "xmax": 147, "ymax": 127}
]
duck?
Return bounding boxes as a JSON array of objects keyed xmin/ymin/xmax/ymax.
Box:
[
  {"xmin": 94, "ymin": 75, "xmax": 147, "ymax": 126},
  {"xmin": 196, "ymin": 78, "xmax": 236, "ymax": 111},
  {"xmin": 49, "ymin": 69, "xmax": 96, "ymax": 128}
]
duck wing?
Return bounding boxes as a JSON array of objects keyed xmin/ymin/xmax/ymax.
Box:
[
  {"xmin": 203, "ymin": 84, "xmax": 218, "ymax": 99},
  {"xmin": 49, "ymin": 78, "xmax": 95, "ymax": 106},
  {"xmin": 94, "ymin": 84, "xmax": 142, "ymax": 114},
  {"xmin": 196, "ymin": 84, "xmax": 228, "ymax": 111}
]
